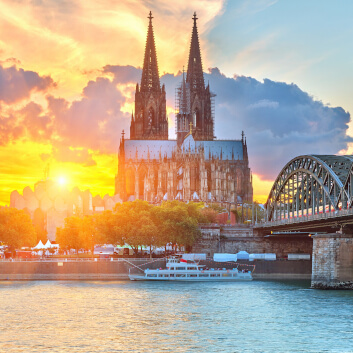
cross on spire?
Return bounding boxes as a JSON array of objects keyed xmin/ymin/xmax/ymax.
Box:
[
  {"xmin": 148, "ymin": 11, "xmax": 153, "ymax": 22},
  {"xmin": 193, "ymin": 12, "xmax": 198, "ymax": 24}
]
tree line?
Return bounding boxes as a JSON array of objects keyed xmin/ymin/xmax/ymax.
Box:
[
  {"xmin": 0, "ymin": 201, "xmax": 261, "ymax": 253},
  {"xmin": 56, "ymin": 200, "xmax": 219, "ymax": 254}
]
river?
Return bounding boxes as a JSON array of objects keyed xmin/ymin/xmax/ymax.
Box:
[{"xmin": 0, "ymin": 280, "xmax": 353, "ymax": 352}]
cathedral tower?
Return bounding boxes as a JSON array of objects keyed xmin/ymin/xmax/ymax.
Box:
[
  {"xmin": 130, "ymin": 12, "xmax": 168, "ymax": 140},
  {"xmin": 185, "ymin": 12, "xmax": 214, "ymax": 141}
]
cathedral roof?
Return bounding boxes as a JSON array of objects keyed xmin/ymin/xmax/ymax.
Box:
[
  {"xmin": 202, "ymin": 140, "xmax": 244, "ymax": 160},
  {"xmin": 124, "ymin": 137, "xmax": 244, "ymax": 161},
  {"xmin": 181, "ymin": 134, "xmax": 244, "ymax": 160},
  {"xmin": 124, "ymin": 140, "xmax": 177, "ymax": 160}
]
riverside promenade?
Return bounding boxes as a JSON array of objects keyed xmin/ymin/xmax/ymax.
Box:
[{"xmin": 0, "ymin": 258, "xmax": 311, "ymax": 280}]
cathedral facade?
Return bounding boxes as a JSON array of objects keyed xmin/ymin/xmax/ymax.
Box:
[{"xmin": 115, "ymin": 12, "xmax": 253, "ymax": 205}]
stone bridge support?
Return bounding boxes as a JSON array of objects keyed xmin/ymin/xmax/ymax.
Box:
[{"xmin": 311, "ymin": 233, "xmax": 353, "ymax": 289}]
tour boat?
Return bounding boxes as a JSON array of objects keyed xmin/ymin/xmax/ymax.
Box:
[{"xmin": 128, "ymin": 256, "xmax": 253, "ymax": 281}]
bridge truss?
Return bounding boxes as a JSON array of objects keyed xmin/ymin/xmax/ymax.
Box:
[{"xmin": 265, "ymin": 155, "xmax": 353, "ymax": 222}]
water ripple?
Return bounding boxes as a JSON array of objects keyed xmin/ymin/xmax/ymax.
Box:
[{"xmin": 0, "ymin": 280, "xmax": 353, "ymax": 352}]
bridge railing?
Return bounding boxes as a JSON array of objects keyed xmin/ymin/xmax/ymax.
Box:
[{"xmin": 256, "ymin": 207, "xmax": 353, "ymax": 228}]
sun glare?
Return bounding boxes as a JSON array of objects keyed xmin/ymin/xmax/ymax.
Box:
[{"xmin": 57, "ymin": 176, "xmax": 67, "ymax": 186}]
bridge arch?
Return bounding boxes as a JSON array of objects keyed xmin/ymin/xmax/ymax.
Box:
[{"xmin": 265, "ymin": 155, "xmax": 353, "ymax": 222}]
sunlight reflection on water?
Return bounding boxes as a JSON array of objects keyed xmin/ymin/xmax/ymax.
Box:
[{"xmin": 1, "ymin": 280, "xmax": 353, "ymax": 352}]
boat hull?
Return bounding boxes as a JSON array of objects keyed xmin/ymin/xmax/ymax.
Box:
[{"xmin": 129, "ymin": 274, "xmax": 253, "ymax": 281}]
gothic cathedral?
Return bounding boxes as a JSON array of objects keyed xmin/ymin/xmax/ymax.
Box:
[{"xmin": 115, "ymin": 12, "xmax": 253, "ymax": 205}]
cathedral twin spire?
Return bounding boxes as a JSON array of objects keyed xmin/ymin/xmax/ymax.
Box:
[
  {"xmin": 140, "ymin": 11, "xmax": 161, "ymax": 93},
  {"xmin": 131, "ymin": 11, "xmax": 211, "ymax": 142},
  {"xmin": 186, "ymin": 12, "xmax": 205, "ymax": 93}
]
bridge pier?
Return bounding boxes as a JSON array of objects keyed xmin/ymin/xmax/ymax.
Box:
[{"xmin": 311, "ymin": 233, "xmax": 353, "ymax": 289}]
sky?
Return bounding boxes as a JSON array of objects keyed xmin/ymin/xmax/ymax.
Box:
[{"xmin": 0, "ymin": 0, "xmax": 352, "ymax": 205}]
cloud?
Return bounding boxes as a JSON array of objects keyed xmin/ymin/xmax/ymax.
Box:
[
  {"xmin": 0, "ymin": 113, "xmax": 24, "ymax": 146},
  {"xmin": 20, "ymin": 102, "xmax": 53, "ymax": 142},
  {"xmin": 203, "ymin": 68, "xmax": 352, "ymax": 180},
  {"xmin": 103, "ymin": 65, "xmax": 142, "ymax": 85},
  {"xmin": 0, "ymin": 100, "xmax": 53, "ymax": 145},
  {"xmin": 0, "ymin": 57, "xmax": 21, "ymax": 66},
  {"xmin": 0, "ymin": 65, "xmax": 55, "ymax": 104},
  {"xmin": 47, "ymin": 76, "xmax": 130, "ymax": 154},
  {"xmin": 1, "ymin": 63, "xmax": 350, "ymax": 179},
  {"xmin": 0, "ymin": 65, "xmax": 130, "ymax": 165}
]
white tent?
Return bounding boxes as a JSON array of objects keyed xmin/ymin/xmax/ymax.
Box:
[
  {"xmin": 33, "ymin": 240, "xmax": 45, "ymax": 249},
  {"xmin": 44, "ymin": 240, "xmax": 52, "ymax": 249}
]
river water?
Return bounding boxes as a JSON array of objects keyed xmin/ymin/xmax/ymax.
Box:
[{"xmin": 0, "ymin": 280, "xmax": 353, "ymax": 352}]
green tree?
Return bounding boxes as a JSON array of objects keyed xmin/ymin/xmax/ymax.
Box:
[
  {"xmin": 56, "ymin": 215, "xmax": 95, "ymax": 254},
  {"xmin": 0, "ymin": 207, "xmax": 36, "ymax": 249},
  {"xmin": 93, "ymin": 210, "xmax": 123, "ymax": 247},
  {"xmin": 200, "ymin": 207, "xmax": 219, "ymax": 223},
  {"xmin": 152, "ymin": 201, "xmax": 201, "ymax": 252},
  {"xmin": 112, "ymin": 200, "xmax": 158, "ymax": 255}
]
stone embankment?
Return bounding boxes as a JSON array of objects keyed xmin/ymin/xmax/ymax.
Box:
[
  {"xmin": 0, "ymin": 259, "xmax": 312, "ymax": 281},
  {"xmin": 311, "ymin": 281, "xmax": 353, "ymax": 290}
]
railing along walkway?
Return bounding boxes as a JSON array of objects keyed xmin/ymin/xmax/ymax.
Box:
[
  {"xmin": 0, "ymin": 258, "xmax": 164, "ymax": 263},
  {"xmin": 257, "ymin": 207, "xmax": 353, "ymax": 228}
]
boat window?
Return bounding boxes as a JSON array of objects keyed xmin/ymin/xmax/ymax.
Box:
[
  {"xmin": 222, "ymin": 274, "xmax": 232, "ymax": 277},
  {"xmin": 176, "ymin": 267, "xmax": 185, "ymax": 270},
  {"xmin": 147, "ymin": 274, "xmax": 157, "ymax": 277},
  {"xmin": 199, "ymin": 274, "xmax": 209, "ymax": 277},
  {"xmin": 169, "ymin": 267, "xmax": 174, "ymax": 270},
  {"xmin": 187, "ymin": 274, "xmax": 198, "ymax": 277},
  {"xmin": 170, "ymin": 274, "xmax": 174, "ymax": 277},
  {"xmin": 176, "ymin": 274, "xmax": 186, "ymax": 277},
  {"xmin": 189, "ymin": 267, "xmax": 197, "ymax": 270},
  {"xmin": 210, "ymin": 274, "xmax": 220, "ymax": 277}
]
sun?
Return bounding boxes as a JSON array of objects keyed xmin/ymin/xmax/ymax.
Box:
[{"xmin": 57, "ymin": 176, "xmax": 67, "ymax": 186}]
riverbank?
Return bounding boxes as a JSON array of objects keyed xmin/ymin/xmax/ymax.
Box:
[{"xmin": 0, "ymin": 259, "xmax": 312, "ymax": 280}]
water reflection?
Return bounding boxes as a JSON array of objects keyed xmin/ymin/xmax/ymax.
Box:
[{"xmin": 0, "ymin": 281, "xmax": 353, "ymax": 352}]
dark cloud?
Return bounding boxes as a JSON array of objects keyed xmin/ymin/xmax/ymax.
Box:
[
  {"xmin": 20, "ymin": 102, "xmax": 52, "ymax": 142},
  {"xmin": 0, "ymin": 65, "xmax": 55, "ymax": 104},
  {"xmin": 0, "ymin": 58, "xmax": 21, "ymax": 65},
  {"xmin": 0, "ymin": 113, "xmax": 24, "ymax": 146},
  {"xmin": 0, "ymin": 101, "xmax": 52, "ymax": 145},
  {"xmin": 47, "ymin": 76, "xmax": 130, "ymax": 154},
  {"xmin": 157, "ymin": 67, "xmax": 352, "ymax": 181},
  {"xmin": 103, "ymin": 65, "xmax": 142, "ymax": 85}
]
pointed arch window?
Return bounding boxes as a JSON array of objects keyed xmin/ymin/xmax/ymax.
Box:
[{"xmin": 147, "ymin": 107, "xmax": 154, "ymax": 127}]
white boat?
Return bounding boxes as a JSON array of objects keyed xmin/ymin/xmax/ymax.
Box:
[{"xmin": 128, "ymin": 256, "xmax": 253, "ymax": 281}]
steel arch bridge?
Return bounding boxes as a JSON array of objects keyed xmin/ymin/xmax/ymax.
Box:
[{"xmin": 265, "ymin": 155, "xmax": 353, "ymax": 223}]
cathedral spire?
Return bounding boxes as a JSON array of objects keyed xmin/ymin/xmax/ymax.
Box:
[
  {"xmin": 140, "ymin": 11, "xmax": 161, "ymax": 92},
  {"xmin": 186, "ymin": 12, "xmax": 205, "ymax": 92}
]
